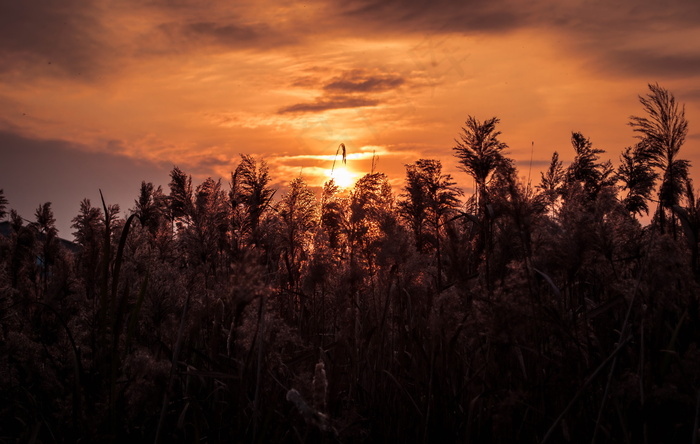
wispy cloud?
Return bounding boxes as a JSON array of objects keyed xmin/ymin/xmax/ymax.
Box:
[
  {"xmin": 278, "ymin": 97, "xmax": 380, "ymax": 114},
  {"xmin": 156, "ymin": 18, "xmax": 297, "ymax": 51},
  {"xmin": 323, "ymin": 72, "xmax": 405, "ymax": 93},
  {"xmin": 278, "ymin": 69, "xmax": 408, "ymax": 114}
]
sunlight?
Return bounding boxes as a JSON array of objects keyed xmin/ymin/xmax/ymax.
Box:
[{"xmin": 328, "ymin": 166, "xmax": 356, "ymax": 188}]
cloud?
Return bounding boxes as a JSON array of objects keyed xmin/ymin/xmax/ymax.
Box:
[
  {"xmin": 0, "ymin": 0, "xmax": 302, "ymax": 84},
  {"xmin": 279, "ymin": 68, "xmax": 410, "ymax": 114},
  {"xmin": 324, "ymin": 72, "xmax": 406, "ymax": 93},
  {"xmin": 187, "ymin": 21, "xmax": 262, "ymax": 43},
  {"xmin": 329, "ymin": 0, "xmax": 700, "ymax": 84},
  {"xmin": 0, "ymin": 130, "xmax": 171, "ymax": 237},
  {"xmin": 4, "ymin": 0, "xmax": 700, "ymax": 87},
  {"xmin": 679, "ymin": 88, "xmax": 700, "ymax": 102},
  {"xmin": 278, "ymin": 97, "xmax": 380, "ymax": 114},
  {"xmin": 337, "ymin": 0, "xmax": 523, "ymax": 35},
  {"xmin": 533, "ymin": 1, "xmax": 700, "ymax": 81},
  {"xmin": 600, "ymin": 49, "xmax": 700, "ymax": 79},
  {"xmin": 0, "ymin": 1, "xmax": 109, "ymax": 80},
  {"xmin": 335, "ymin": 0, "xmax": 700, "ymax": 40},
  {"xmin": 157, "ymin": 19, "xmax": 295, "ymax": 51}
]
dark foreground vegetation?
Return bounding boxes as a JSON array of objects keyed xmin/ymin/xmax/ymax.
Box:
[{"xmin": 1, "ymin": 84, "xmax": 700, "ymax": 443}]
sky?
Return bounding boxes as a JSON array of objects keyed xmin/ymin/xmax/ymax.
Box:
[{"xmin": 2, "ymin": 0, "xmax": 700, "ymax": 238}]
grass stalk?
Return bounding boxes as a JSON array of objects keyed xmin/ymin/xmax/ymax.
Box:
[{"xmin": 155, "ymin": 288, "xmax": 191, "ymax": 444}]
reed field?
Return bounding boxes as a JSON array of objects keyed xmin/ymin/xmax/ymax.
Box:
[{"xmin": 1, "ymin": 84, "xmax": 699, "ymax": 443}]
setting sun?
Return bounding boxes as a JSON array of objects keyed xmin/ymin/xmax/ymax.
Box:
[{"xmin": 328, "ymin": 166, "xmax": 357, "ymax": 188}]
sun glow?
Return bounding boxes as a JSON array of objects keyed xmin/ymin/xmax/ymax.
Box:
[{"xmin": 328, "ymin": 166, "xmax": 356, "ymax": 188}]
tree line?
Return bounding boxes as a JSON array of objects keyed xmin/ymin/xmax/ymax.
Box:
[{"xmin": 0, "ymin": 83, "xmax": 699, "ymax": 442}]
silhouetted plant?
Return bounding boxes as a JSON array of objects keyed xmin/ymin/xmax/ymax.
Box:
[
  {"xmin": 453, "ymin": 116, "xmax": 508, "ymax": 212},
  {"xmin": 399, "ymin": 159, "xmax": 461, "ymax": 289},
  {"xmin": 617, "ymin": 142, "xmax": 658, "ymax": 216},
  {"xmin": 320, "ymin": 178, "xmax": 345, "ymax": 252},
  {"xmin": 190, "ymin": 177, "xmax": 229, "ymax": 272},
  {"xmin": 0, "ymin": 188, "xmax": 8, "ymax": 220},
  {"xmin": 230, "ymin": 154, "xmax": 276, "ymax": 252},
  {"xmin": 72, "ymin": 199, "xmax": 104, "ymax": 300},
  {"xmin": 630, "ymin": 83, "xmax": 691, "ymax": 231},
  {"xmin": 133, "ymin": 181, "xmax": 168, "ymax": 237},
  {"xmin": 278, "ymin": 176, "xmax": 318, "ymax": 293},
  {"xmin": 537, "ymin": 151, "xmax": 565, "ymax": 212},
  {"xmin": 33, "ymin": 202, "xmax": 59, "ymax": 299},
  {"xmin": 168, "ymin": 166, "xmax": 193, "ymax": 227},
  {"xmin": 564, "ymin": 132, "xmax": 615, "ymax": 203}
]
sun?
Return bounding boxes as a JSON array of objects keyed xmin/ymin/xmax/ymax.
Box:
[{"xmin": 328, "ymin": 166, "xmax": 356, "ymax": 188}]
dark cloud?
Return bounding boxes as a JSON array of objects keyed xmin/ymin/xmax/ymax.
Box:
[
  {"xmin": 3, "ymin": 0, "xmax": 699, "ymax": 85},
  {"xmin": 338, "ymin": 0, "xmax": 523, "ymax": 35},
  {"xmin": 0, "ymin": 1, "xmax": 297, "ymax": 82},
  {"xmin": 281, "ymin": 69, "xmax": 409, "ymax": 114},
  {"xmin": 291, "ymin": 76, "xmax": 321, "ymax": 88},
  {"xmin": 191, "ymin": 155, "xmax": 235, "ymax": 168},
  {"xmin": 332, "ymin": 0, "xmax": 700, "ymax": 83},
  {"xmin": 0, "ymin": 130, "xmax": 171, "ymax": 237},
  {"xmin": 593, "ymin": 49, "xmax": 700, "ymax": 79},
  {"xmin": 536, "ymin": 1, "xmax": 700, "ymax": 80},
  {"xmin": 679, "ymin": 89, "xmax": 700, "ymax": 102},
  {"xmin": 159, "ymin": 20, "xmax": 295, "ymax": 50},
  {"xmin": 324, "ymin": 72, "xmax": 405, "ymax": 93},
  {"xmin": 0, "ymin": 1, "xmax": 108, "ymax": 79},
  {"xmin": 624, "ymin": 0, "xmax": 700, "ymax": 26},
  {"xmin": 188, "ymin": 22, "xmax": 261, "ymax": 44},
  {"xmin": 278, "ymin": 97, "xmax": 380, "ymax": 114},
  {"xmin": 336, "ymin": 0, "xmax": 700, "ymax": 39}
]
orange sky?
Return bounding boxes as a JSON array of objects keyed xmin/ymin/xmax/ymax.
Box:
[{"xmin": 2, "ymin": 0, "xmax": 700, "ymax": 236}]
